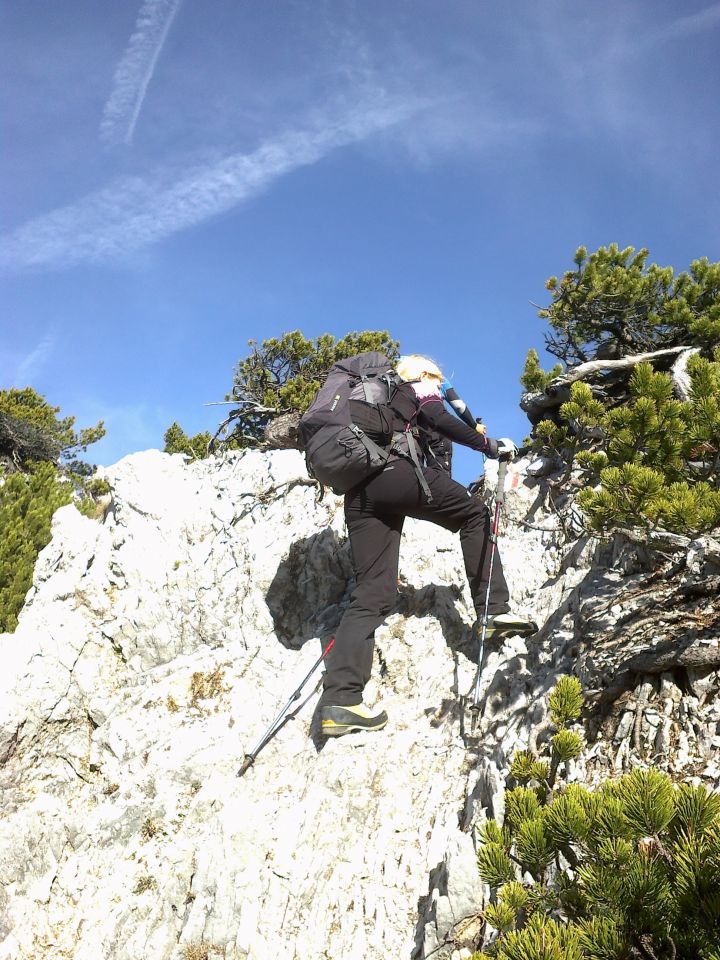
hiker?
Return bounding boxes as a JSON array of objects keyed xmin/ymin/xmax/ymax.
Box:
[
  {"xmin": 415, "ymin": 362, "xmax": 486, "ymax": 474},
  {"xmin": 317, "ymin": 353, "xmax": 536, "ymax": 737}
]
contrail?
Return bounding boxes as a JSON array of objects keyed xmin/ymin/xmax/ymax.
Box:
[
  {"xmin": 1, "ymin": 93, "xmax": 429, "ymax": 272},
  {"xmin": 14, "ymin": 334, "xmax": 56, "ymax": 385},
  {"xmin": 101, "ymin": 0, "xmax": 183, "ymax": 146}
]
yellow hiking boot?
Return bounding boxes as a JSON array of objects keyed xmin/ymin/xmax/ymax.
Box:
[{"xmin": 321, "ymin": 703, "xmax": 388, "ymax": 737}]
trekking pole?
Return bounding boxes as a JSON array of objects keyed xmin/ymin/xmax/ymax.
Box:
[
  {"xmin": 237, "ymin": 638, "xmax": 335, "ymax": 777},
  {"xmin": 469, "ymin": 457, "xmax": 509, "ymax": 729}
]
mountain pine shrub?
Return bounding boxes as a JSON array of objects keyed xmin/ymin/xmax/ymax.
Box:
[
  {"xmin": 532, "ymin": 354, "xmax": 720, "ymax": 534},
  {"xmin": 534, "ymin": 244, "xmax": 720, "ymax": 366},
  {"xmin": 163, "ymin": 422, "xmax": 214, "ymax": 459},
  {"xmin": 520, "ymin": 349, "xmax": 564, "ymax": 392},
  {"xmin": 522, "ymin": 246, "xmax": 720, "ymax": 535},
  {"xmin": 0, "ymin": 389, "xmax": 106, "ymax": 632},
  {"xmin": 474, "ymin": 677, "xmax": 720, "ymax": 959},
  {"xmin": 0, "ymin": 387, "xmax": 104, "ymax": 469},
  {"xmin": 0, "ymin": 463, "xmax": 75, "ymax": 632},
  {"xmin": 224, "ymin": 329, "xmax": 399, "ymax": 447}
]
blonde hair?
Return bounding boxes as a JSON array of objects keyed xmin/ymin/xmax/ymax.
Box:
[{"xmin": 396, "ymin": 354, "xmax": 444, "ymax": 384}]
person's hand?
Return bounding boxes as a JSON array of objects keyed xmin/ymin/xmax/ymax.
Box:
[
  {"xmin": 497, "ymin": 437, "xmax": 518, "ymax": 461},
  {"xmin": 475, "ymin": 423, "xmax": 487, "ymax": 436}
]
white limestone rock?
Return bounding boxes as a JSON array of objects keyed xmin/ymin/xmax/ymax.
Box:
[{"xmin": 0, "ymin": 448, "xmax": 716, "ymax": 959}]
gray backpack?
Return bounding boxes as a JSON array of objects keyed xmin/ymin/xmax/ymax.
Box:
[{"xmin": 298, "ymin": 352, "xmax": 431, "ymax": 499}]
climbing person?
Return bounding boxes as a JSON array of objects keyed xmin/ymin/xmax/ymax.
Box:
[
  {"xmin": 315, "ymin": 353, "xmax": 536, "ymax": 737},
  {"xmin": 412, "ymin": 359, "xmax": 487, "ymax": 475}
]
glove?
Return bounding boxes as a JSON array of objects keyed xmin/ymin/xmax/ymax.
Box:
[{"xmin": 496, "ymin": 437, "xmax": 518, "ymax": 461}]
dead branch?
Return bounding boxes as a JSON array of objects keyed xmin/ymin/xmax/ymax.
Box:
[
  {"xmin": 607, "ymin": 527, "xmax": 720, "ymax": 565},
  {"xmin": 595, "ymin": 629, "xmax": 720, "ymax": 712},
  {"xmin": 549, "ymin": 345, "xmax": 690, "ymax": 388},
  {"xmin": 670, "ymin": 347, "xmax": 701, "ymax": 401},
  {"xmin": 520, "ymin": 346, "xmax": 691, "ymax": 423},
  {"xmin": 607, "ymin": 527, "xmax": 692, "ymax": 553}
]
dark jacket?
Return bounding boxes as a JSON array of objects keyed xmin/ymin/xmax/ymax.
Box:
[{"xmin": 348, "ymin": 381, "xmax": 498, "ymax": 460}]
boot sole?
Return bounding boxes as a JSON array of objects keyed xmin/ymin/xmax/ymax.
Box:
[
  {"xmin": 485, "ymin": 622, "xmax": 538, "ymax": 639},
  {"xmin": 321, "ymin": 718, "xmax": 388, "ymax": 737}
]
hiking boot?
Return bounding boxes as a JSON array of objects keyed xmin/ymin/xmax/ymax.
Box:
[
  {"xmin": 321, "ymin": 703, "xmax": 388, "ymax": 737},
  {"xmin": 475, "ymin": 613, "xmax": 538, "ymax": 645}
]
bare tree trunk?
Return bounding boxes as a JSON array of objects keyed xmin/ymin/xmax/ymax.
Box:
[{"xmin": 264, "ymin": 412, "xmax": 302, "ymax": 449}]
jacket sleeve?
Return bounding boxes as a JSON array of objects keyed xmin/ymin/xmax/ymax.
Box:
[
  {"xmin": 442, "ymin": 383, "xmax": 478, "ymax": 429},
  {"xmin": 417, "ymin": 399, "xmax": 498, "ymax": 457}
]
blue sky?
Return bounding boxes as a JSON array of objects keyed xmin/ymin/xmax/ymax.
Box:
[{"xmin": 2, "ymin": 0, "xmax": 719, "ymax": 483}]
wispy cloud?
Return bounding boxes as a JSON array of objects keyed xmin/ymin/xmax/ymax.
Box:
[
  {"xmin": 1, "ymin": 91, "xmax": 429, "ymax": 273},
  {"xmin": 525, "ymin": 0, "xmax": 720, "ymax": 149},
  {"xmin": 11, "ymin": 334, "xmax": 56, "ymax": 386},
  {"xmin": 100, "ymin": 0, "xmax": 183, "ymax": 146},
  {"xmin": 642, "ymin": 2, "xmax": 720, "ymax": 47}
]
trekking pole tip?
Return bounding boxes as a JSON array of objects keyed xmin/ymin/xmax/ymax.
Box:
[{"xmin": 237, "ymin": 755, "xmax": 254, "ymax": 778}]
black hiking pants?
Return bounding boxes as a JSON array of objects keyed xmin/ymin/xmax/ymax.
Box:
[{"xmin": 320, "ymin": 460, "xmax": 510, "ymax": 707}]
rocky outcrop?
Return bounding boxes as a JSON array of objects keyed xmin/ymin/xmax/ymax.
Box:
[{"xmin": 1, "ymin": 449, "xmax": 718, "ymax": 960}]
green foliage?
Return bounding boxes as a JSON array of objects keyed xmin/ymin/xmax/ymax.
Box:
[
  {"xmin": 484, "ymin": 901, "xmax": 518, "ymax": 934},
  {"xmin": 527, "ymin": 246, "xmax": 720, "ymax": 537},
  {"xmin": 548, "ymin": 676, "xmax": 584, "ymax": 725},
  {"xmin": 575, "ymin": 916, "xmax": 628, "ymax": 959},
  {"xmin": 477, "ymin": 842, "xmax": 516, "ymax": 888},
  {"xmin": 499, "ymin": 882, "xmax": 530, "ymax": 912},
  {"xmin": 669, "ymin": 257, "xmax": 720, "ymax": 348},
  {"xmin": 510, "ymin": 751, "xmax": 550, "ymax": 786},
  {"xmin": 474, "ymin": 915, "xmax": 583, "ymax": 960},
  {"xmin": 520, "ymin": 349, "xmax": 564, "ymax": 392},
  {"xmin": 478, "ymin": 819, "xmax": 508, "ymax": 847},
  {"xmin": 550, "ymin": 729, "xmax": 584, "ymax": 764},
  {"xmin": 0, "ymin": 462, "xmax": 74, "ymax": 632},
  {"xmin": 475, "ymin": 678, "xmax": 720, "ymax": 959},
  {"xmin": 505, "ymin": 787, "xmax": 544, "ymax": 830},
  {"xmin": 514, "ymin": 819, "xmax": 555, "ymax": 875},
  {"xmin": 670, "ymin": 783, "xmax": 720, "ymax": 838},
  {"xmin": 543, "ymin": 790, "xmax": 592, "ymax": 848},
  {"xmin": 0, "ymin": 388, "xmax": 107, "ymax": 632},
  {"xmin": 539, "ymin": 244, "xmax": 719, "ymax": 365},
  {"xmin": 0, "ymin": 387, "xmax": 105, "ymax": 467},
  {"xmin": 86, "ymin": 477, "xmax": 111, "ymax": 498},
  {"xmin": 163, "ymin": 422, "xmax": 214, "ymax": 460},
  {"xmin": 537, "ymin": 356, "xmax": 720, "ymax": 535},
  {"xmin": 223, "ymin": 329, "xmax": 400, "ymax": 447},
  {"xmin": 617, "ymin": 769, "xmax": 675, "ymax": 836}
]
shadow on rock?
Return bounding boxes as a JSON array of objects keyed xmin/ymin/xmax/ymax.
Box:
[
  {"xmin": 308, "ymin": 699, "xmax": 330, "ymax": 755},
  {"xmin": 395, "ymin": 582, "xmax": 474, "ymax": 658},
  {"xmin": 266, "ymin": 529, "xmax": 354, "ymax": 649},
  {"xmin": 412, "ymin": 861, "xmax": 449, "ymax": 960}
]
